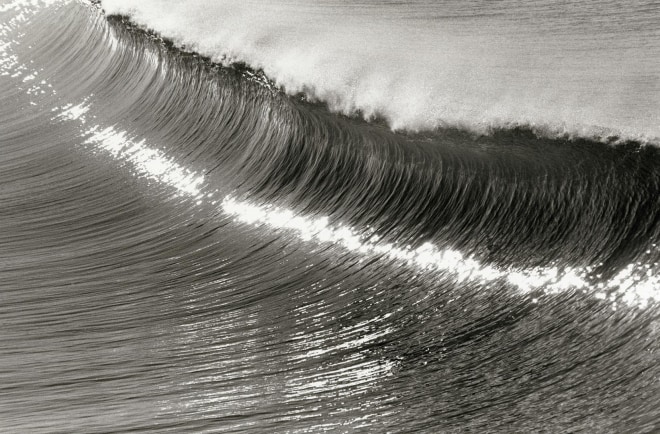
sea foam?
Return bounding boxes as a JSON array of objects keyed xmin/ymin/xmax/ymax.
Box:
[{"xmin": 100, "ymin": 0, "xmax": 660, "ymax": 142}]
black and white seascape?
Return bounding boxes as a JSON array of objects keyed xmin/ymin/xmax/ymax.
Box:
[{"xmin": 1, "ymin": 0, "xmax": 660, "ymax": 432}]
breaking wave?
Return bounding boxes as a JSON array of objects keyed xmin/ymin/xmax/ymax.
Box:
[
  {"xmin": 100, "ymin": 0, "xmax": 660, "ymax": 142},
  {"xmin": 1, "ymin": 0, "xmax": 659, "ymax": 432}
]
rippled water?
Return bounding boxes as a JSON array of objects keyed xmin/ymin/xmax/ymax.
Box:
[{"xmin": 1, "ymin": 1, "xmax": 659, "ymax": 432}]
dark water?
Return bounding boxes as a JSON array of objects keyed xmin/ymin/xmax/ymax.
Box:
[{"xmin": 1, "ymin": 1, "xmax": 660, "ymax": 432}]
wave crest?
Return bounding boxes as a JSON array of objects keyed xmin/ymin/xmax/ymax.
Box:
[{"xmin": 99, "ymin": 0, "xmax": 660, "ymax": 143}]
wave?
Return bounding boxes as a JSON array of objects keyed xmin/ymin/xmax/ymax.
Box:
[
  {"xmin": 99, "ymin": 0, "xmax": 660, "ymax": 143},
  {"xmin": 3, "ymin": 0, "xmax": 659, "ymax": 304},
  {"xmin": 2, "ymin": 1, "xmax": 660, "ymax": 432}
]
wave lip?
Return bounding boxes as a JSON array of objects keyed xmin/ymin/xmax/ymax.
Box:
[{"xmin": 99, "ymin": 0, "xmax": 660, "ymax": 143}]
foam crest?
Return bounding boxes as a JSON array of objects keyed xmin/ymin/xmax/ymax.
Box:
[{"xmin": 100, "ymin": 0, "xmax": 660, "ymax": 141}]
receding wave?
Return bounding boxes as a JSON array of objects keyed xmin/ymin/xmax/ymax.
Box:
[
  {"xmin": 1, "ymin": 0, "xmax": 660, "ymax": 432},
  {"xmin": 99, "ymin": 0, "xmax": 660, "ymax": 142}
]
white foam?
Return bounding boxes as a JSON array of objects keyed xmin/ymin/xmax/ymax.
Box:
[{"xmin": 100, "ymin": 0, "xmax": 660, "ymax": 141}]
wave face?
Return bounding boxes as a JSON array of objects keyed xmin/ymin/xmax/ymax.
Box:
[
  {"xmin": 99, "ymin": 0, "xmax": 660, "ymax": 140},
  {"xmin": 1, "ymin": 0, "xmax": 660, "ymax": 432}
]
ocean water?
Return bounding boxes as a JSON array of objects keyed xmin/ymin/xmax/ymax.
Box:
[{"xmin": 1, "ymin": 0, "xmax": 659, "ymax": 432}]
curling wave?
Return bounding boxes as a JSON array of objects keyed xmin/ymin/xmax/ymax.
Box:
[{"xmin": 1, "ymin": 0, "xmax": 660, "ymax": 432}]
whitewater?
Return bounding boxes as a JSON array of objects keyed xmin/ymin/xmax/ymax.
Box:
[{"xmin": 101, "ymin": 0, "xmax": 660, "ymax": 141}]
